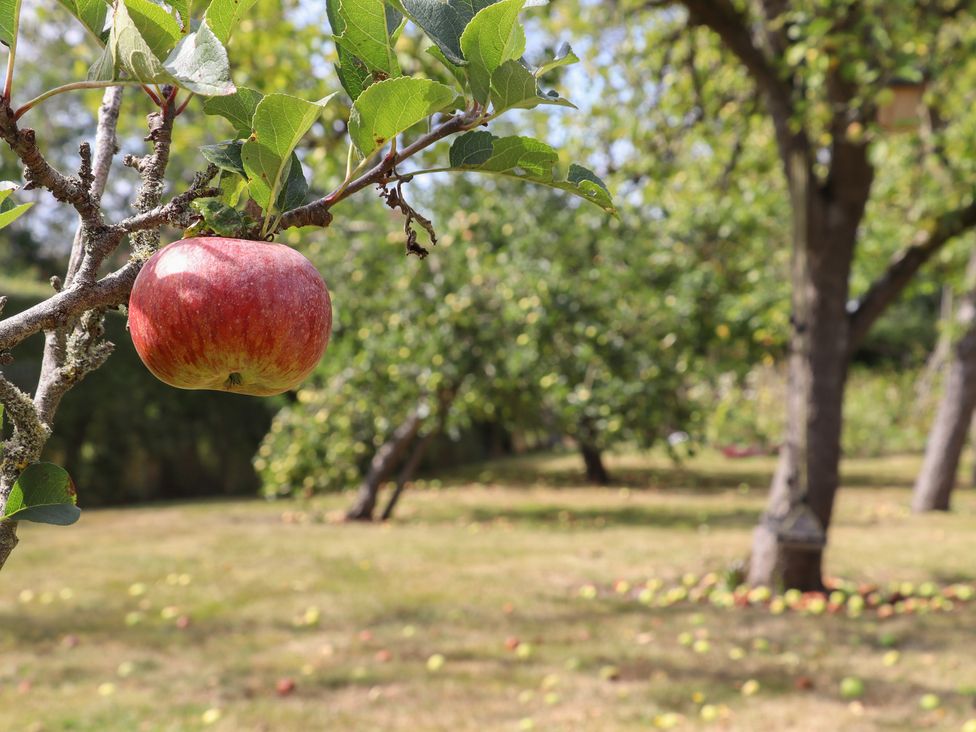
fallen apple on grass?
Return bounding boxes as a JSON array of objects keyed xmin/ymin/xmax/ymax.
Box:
[{"xmin": 129, "ymin": 237, "xmax": 332, "ymax": 397}]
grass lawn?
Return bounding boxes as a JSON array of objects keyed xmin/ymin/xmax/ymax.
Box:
[{"xmin": 2, "ymin": 450, "xmax": 975, "ymax": 731}]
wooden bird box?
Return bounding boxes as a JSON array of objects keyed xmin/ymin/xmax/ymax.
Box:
[{"xmin": 877, "ymin": 80, "xmax": 926, "ymax": 132}]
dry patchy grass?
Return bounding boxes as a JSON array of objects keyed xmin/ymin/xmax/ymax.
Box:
[{"xmin": 1, "ymin": 450, "xmax": 975, "ymax": 731}]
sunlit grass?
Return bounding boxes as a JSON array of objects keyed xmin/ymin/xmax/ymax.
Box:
[{"xmin": 1, "ymin": 450, "xmax": 974, "ymax": 731}]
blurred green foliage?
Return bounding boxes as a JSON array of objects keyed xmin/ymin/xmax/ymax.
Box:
[{"xmin": 706, "ymin": 366, "xmax": 936, "ymax": 459}]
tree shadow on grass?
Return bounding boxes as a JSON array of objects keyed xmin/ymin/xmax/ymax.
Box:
[
  {"xmin": 438, "ymin": 453, "xmax": 916, "ymax": 493},
  {"xmin": 463, "ymin": 504, "xmax": 762, "ymax": 529}
]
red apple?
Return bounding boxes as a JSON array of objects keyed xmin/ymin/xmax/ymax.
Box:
[
  {"xmin": 276, "ymin": 677, "xmax": 296, "ymax": 696},
  {"xmin": 128, "ymin": 237, "xmax": 332, "ymax": 396}
]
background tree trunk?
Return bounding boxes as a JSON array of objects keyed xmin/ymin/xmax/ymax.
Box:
[
  {"xmin": 912, "ymin": 252, "xmax": 976, "ymax": 512},
  {"xmin": 579, "ymin": 443, "xmax": 610, "ymax": 485},
  {"xmin": 914, "ymin": 285, "xmax": 954, "ymax": 406},
  {"xmin": 380, "ymin": 431, "xmax": 435, "ymax": 521},
  {"xmin": 346, "ymin": 409, "xmax": 425, "ymax": 521}
]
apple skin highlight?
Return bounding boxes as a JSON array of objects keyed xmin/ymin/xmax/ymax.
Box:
[{"xmin": 128, "ymin": 237, "xmax": 332, "ymax": 397}]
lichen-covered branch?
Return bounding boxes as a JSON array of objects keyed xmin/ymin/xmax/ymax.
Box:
[
  {"xmin": 0, "ymin": 370, "xmax": 52, "ymax": 570},
  {"xmin": 65, "ymin": 86, "xmax": 123, "ymax": 287},
  {"xmin": 123, "ymin": 100, "xmax": 177, "ymax": 261},
  {"xmin": 36, "ymin": 86, "xmax": 126, "ymax": 428},
  {"xmin": 116, "ymin": 166, "xmax": 220, "ymax": 236},
  {"xmin": 0, "ymin": 373, "xmax": 50, "ymax": 490}
]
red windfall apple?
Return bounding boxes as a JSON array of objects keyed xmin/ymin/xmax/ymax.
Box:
[{"xmin": 128, "ymin": 237, "xmax": 332, "ymax": 397}]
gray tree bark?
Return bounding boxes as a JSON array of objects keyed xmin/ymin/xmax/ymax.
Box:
[
  {"xmin": 747, "ymin": 149, "xmax": 864, "ymax": 591},
  {"xmin": 912, "ymin": 252, "xmax": 976, "ymax": 512}
]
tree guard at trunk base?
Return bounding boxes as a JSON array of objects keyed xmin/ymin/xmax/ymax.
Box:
[{"xmin": 763, "ymin": 503, "xmax": 826, "ymax": 552}]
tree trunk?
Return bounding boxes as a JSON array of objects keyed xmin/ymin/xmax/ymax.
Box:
[
  {"xmin": 579, "ymin": 443, "xmax": 610, "ymax": 485},
  {"xmin": 748, "ymin": 150, "xmax": 863, "ymax": 591},
  {"xmin": 345, "ymin": 409, "xmax": 425, "ymax": 521},
  {"xmin": 912, "ymin": 253, "xmax": 976, "ymax": 512},
  {"xmin": 380, "ymin": 431, "xmax": 434, "ymax": 521}
]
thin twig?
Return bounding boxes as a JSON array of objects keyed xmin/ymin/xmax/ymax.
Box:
[{"xmin": 277, "ymin": 110, "xmax": 480, "ymax": 231}]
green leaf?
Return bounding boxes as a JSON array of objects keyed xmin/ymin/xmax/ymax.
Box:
[
  {"xmin": 200, "ymin": 140, "xmax": 246, "ymax": 176},
  {"xmin": 0, "ymin": 0, "xmax": 17, "ymax": 48},
  {"xmin": 489, "ymin": 58, "xmax": 574, "ymax": 113},
  {"xmin": 534, "ymin": 41, "xmax": 578, "ymax": 77},
  {"xmin": 163, "ymin": 19, "xmax": 236, "ymax": 96},
  {"xmin": 0, "ymin": 180, "xmax": 19, "ymax": 206},
  {"xmin": 3, "ymin": 463, "xmax": 80, "ymax": 526},
  {"xmin": 489, "ymin": 60, "xmax": 535, "ymax": 112},
  {"xmin": 0, "ymin": 181, "xmax": 32, "ymax": 225},
  {"xmin": 91, "ymin": 0, "xmax": 173, "ymax": 84},
  {"xmin": 276, "ymin": 152, "xmax": 309, "ymax": 213},
  {"xmin": 204, "ymin": 0, "xmax": 257, "ymax": 45},
  {"xmin": 125, "ymin": 0, "xmax": 182, "ymax": 59},
  {"xmin": 402, "ymin": 0, "xmax": 500, "ymax": 66},
  {"xmin": 326, "ymin": 0, "xmax": 365, "ymax": 100},
  {"xmin": 427, "ymin": 45, "xmax": 467, "ymax": 88},
  {"xmin": 0, "ymin": 201, "xmax": 33, "ymax": 228},
  {"xmin": 446, "ymin": 132, "xmax": 615, "ymax": 214},
  {"xmin": 348, "ymin": 76, "xmax": 457, "ymax": 156},
  {"xmin": 169, "ymin": 0, "xmax": 190, "ymax": 30},
  {"xmin": 218, "ymin": 170, "xmax": 247, "ymax": 206},
  {"xmin": 448, "ymin": 129, "xmax": 493, "ymax": 167},
  {"xmin": 567, "ymin": 163, "xmax": 613, "ymax": 203},
  {"xmin": 333, "ymin": 0, "xmax": 401, "ymax": 80},
  {"xmin": 242, "ymin": 92, "xmax": 337, "ymax": 212},
  {"xmin": 327, "ymin": 0, "xmax": 401, "ymax": 100},
  {"xmin": 56, "ymin": 0, "xmax": 109, "ymax": 40},
  {"xmin": 202, "ymin": 86, "xmax": 263, "ymax": 136},
  {"xmin": 459, "ymin": 0, "xmax": 526, "ymax": 103},
  {"xmin": 190, "ymin": 198, "xmax": 254, "ymax": 238},
  {"xmin": 334, "ymin": 45, "xmax": 373, "ymax": 101},
  {"xmin": 475, "ymin": 134, "xmax": 556, "ymax": 175},
  {"xmin": 87, "ymin": 40, "xmax": 116, "ymax": 81}
]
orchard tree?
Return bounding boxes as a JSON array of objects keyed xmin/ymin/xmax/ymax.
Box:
[
  {"xmin": 258, "ymin": 180, "xmax": 700, "ymax": 516},
  {"xmin": 259, "ymin": 195, "xmax": 545, "ymax": 519},
  {"xmin": 624, "ymin": 1, "xmax": 976, "ymax": 589},
  {"xmin": 258, "ymin": 189, "xmax": 555, "ymax": 518},
  {"xmin": 0, "ymin": 0, "xmax": 613, "ymax": 571}
]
